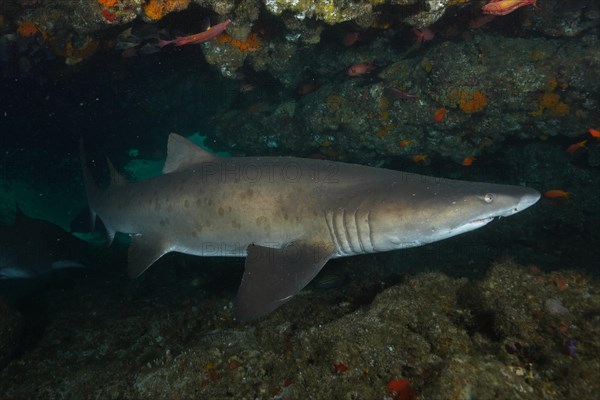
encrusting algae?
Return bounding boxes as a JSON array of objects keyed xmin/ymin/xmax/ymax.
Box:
[
  {"xmin": 459, "ymin": 90, "xmax": 488, "ymax": 113},
  {"xmin": 143, "ymin": 0, "xmax": 190, "ymax": 21},
  {"xmin": 448, "ymin": 88, "xmax": 488, "ymax": 114},
  {"xmin": 97, "ymin": 0, "xmax": 120, "ymax": 7},
  {"xmin": 215, "ymin": 32, "xmax": 261, "ymax": 52},
  {"xmin": 530, "ymin": 77, "xmax": 570, "ymax": 117},
  {"xmin": 17, "ymin": 21, "xmax": 39, "ymax": 38},
  {"xmin": 375, "ymin": 95, "xmax": 397, "ymax": 137}
]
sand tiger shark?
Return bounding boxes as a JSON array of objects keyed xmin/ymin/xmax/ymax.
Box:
[
  {"xmin": 81, "ymin": 133, "xmax": 540, "ymax": 321},
  {"xmin": 0, "ymin": 206, "xmax": 88, "ymax": 279}
]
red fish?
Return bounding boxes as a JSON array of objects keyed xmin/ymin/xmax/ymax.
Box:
[
  {"xmin": 462, "ymin": 155, "xmax": 475, "ymax": 166},
  {"xmin": 544, "ymin": 190, "xmax": 570, "ymax": 199},
  {"xmin": 411, "ymin": 154, "xmax": 428, "ymax": 164},
  {"xmin": 482, "ymin": 0, "xmax": 536, "ymax": 16},
  {"xmin": 412, "ymin": 28, "xmax": 434, "ymax": 45},
  {"xmin": 297, "ymin": 79, "xmax": 319, "ymax": 95},
  {"xmin": 347, "ymin": 61, "xmax": 374, "ymax": 77},
  {"xmin": 158, "ymin": 19, "xmax": 231, "ymax": 48},
  {"xmin": 565, "ymin": 139, "xmax": 587, "ymax": 154},
  {"xmin": 398, "ymin": 139, "xmax": 412, "ymax": 148},
  {"xmin": 239, "ymin": 83, "xmax": 256, "ymax": 93},
  {"xmin": 589, "ymin": 128, "xmax": 600, "ymax": 138},
  {"xmin": 385, "ymin": 87, "xmax": 418, "ymax": 101},
  {"xmin": 342, "ymin": 32, "xmax": 361, "ymax": 46},
  {"xmin": 469, "ymin": 14, "xmax": 497, "ymax": 29},
  {"xmin": 433, "ymin": 107, "xmax": 446, "ymax": 122}
]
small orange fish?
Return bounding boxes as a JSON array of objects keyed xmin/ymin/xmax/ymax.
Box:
[
  {"xmin": 297, "ymin": 81, "xmax": 318, "ymax": 95},
  {"xmin": 468, "ymin": 14, "xmax": 497, "ymax": 29},
  {"xmin": 589, "ymin": 128, "xmax": 600, "ymax": 138},
  {"xmin": 239, "ymin": 83, "xmax": 256, "ymax": 93},
  {"xmin": 347, "ymin": 61, "xmax": 375, "ymax": 77},
  {"xmin": 462, "ymin": 155, "xmax": 475, "ymax": 166},
  {"xmin": 398, "ymin": 139, "xmax": 412, "ymax": 148},
  {"xmin": 413, "ymin": 28, "xmax": 435, "ymax": 45},
  {"xmin": 565, "ymin": 139, "xmax": 587, "ymax": 153},
  {"xmin": 342, "ymin": 32, "xmax": 361, "ymax": 46},
  {"xmin": 544, "ymin": 190, "xmax": 571, "ymax": 199},
  {"xmin": 412, "ymin": 154, "xmax": 428, "ymax": 163},
  {"xmin": 482, "ymin": 0, "xmax": 536, "ymax": 16},
  {"xmin": 433, "ymin": 107, "xmax": 446, "ymax": 122}
]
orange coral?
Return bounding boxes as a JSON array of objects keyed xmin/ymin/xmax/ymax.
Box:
[
  {"xmin": 530, "ymin": 50, "xmax": 546, "ymax": 61},
  {"xmin": 540, "ymin": 92, "xmax": 560, "ymax": 109},
  {"xmin": 216, "ymin": 32, "xmax": 260, "ymax": 52},
  {"xmin": 17, "ymin": 21, "xmax": 39, "ymax": 38},
  {"xmin": 546, "ymin": 76, "xmax": 558, "ymax": 92},
  {"xmin": 101, "ymin": 9, "xmax": 117, "ymax": 22},
  {"xmin": 531, "ymin": 90, "xmax": 570, "ymax": 117},
  {"xmin": 459, "ymin": 90, "xmax": 488, "ymax": 113},
  {"xmin": 552, "ymin": 102, "xmax": 570, "ymax": 116},
  {"xmin": 98, "ymin": 0, "xmax": 119, "ymax": 7},
  {"xmin": 143, "ymin": 0, "xmax": 190, "ymax": 21},
  {"xmin": 379, "ymin": 95, "xmax": 389, "ymax": 122},
  {"xmin": 529, "ymin": 76, "xmax": 570, "ymax": 117}
]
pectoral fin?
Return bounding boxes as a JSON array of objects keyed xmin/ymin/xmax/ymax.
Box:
[{"xmin": 235, "ymin": 240, "xmax": 335, "ymax": 321}]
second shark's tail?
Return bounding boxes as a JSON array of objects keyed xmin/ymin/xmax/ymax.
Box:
[{"xmin": 79, "ymin": 139, "xmax": 101, "ymax": 232}]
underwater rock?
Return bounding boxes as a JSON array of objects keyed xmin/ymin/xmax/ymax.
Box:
[
  {"xmin": 0, "ymin": 299, "xmax": 22, "ymax": 369},
  {"xmin": 0, "ymin": 260, "xmax": 599, "ymax": 397}
]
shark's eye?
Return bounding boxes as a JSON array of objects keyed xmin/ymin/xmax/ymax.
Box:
[{"xmin": 483, "ymin": 193, "xmax": 495, "ymax": 203}]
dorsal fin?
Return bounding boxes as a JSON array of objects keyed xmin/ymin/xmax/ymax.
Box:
[
  {"xmin": 106, "ymin": 158, "xmax": 127, "ymax": 186},
  {"xmin": 162, "ymin": 133, "xmax": 217, "ymax": 174},
  {"xmin": 13, "ymin": 202, "xmax": 27, "ymax": 226}
]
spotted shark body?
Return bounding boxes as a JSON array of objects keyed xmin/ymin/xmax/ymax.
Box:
[{"xmin": 81, "ymin": 133, "xmax": 540, "ymax": 320}]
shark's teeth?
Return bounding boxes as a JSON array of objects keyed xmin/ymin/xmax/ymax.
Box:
[{"xmin": 470, "ymin": 217, "xmax": 494, "ymax": 225}]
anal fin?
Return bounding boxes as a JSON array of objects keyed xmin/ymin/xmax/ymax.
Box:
[
  {"xmin": 235, "ymin": 240, "xmax": 334, "ymax": 321},
  {"xmin": 127, "ymin": 234, "xmax": 169, "ymax": 278}
]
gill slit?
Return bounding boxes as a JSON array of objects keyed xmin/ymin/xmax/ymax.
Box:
[
  {"xmin": 325, "ymin": 210, "xmax": 341, "ymax": 255},
  {"xmin": 367, "ymin": 210, "xmax": 374, "ymax": 252},
  {"xmin": 342, "ymin": 208, "xmax": 353, "ymax": 253},
  {"xmin": 354, "ymin": 208, "xmax": 366, "ymax": 253}
]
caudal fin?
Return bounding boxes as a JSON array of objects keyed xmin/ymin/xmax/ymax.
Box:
[
  {"xmin": 79, "ymin": 139, "xmax": 100, "ymax": 231},
  {"xmin": 157, "ymin": 38, "xmax": 173, "ymax": 48}
]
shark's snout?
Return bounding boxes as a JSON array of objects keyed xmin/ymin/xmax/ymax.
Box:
[
  {"xmin": 493, "ymin": 187, "xmax": 541, "ymax": 219},
  {"xmin": 453, "ymin": 186, "xmax": 540, "ymax": 233},
  {"xmin": 516, "ymin": 189, "xmax": 541, "ymax": 212}
]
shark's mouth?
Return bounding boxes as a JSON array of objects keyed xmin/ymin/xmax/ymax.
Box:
[
  {"xmin": 468, "ymin": 217, "xmax": 494, "ymax": 227},
  {"xmin": 448, "ymin": 217, "xmax": 496, "ymax": 237}
]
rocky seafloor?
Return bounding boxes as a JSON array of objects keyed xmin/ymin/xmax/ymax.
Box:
[{"xmin": 1, "ymin": 258, "xmax": 599, "ymax": 399}]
